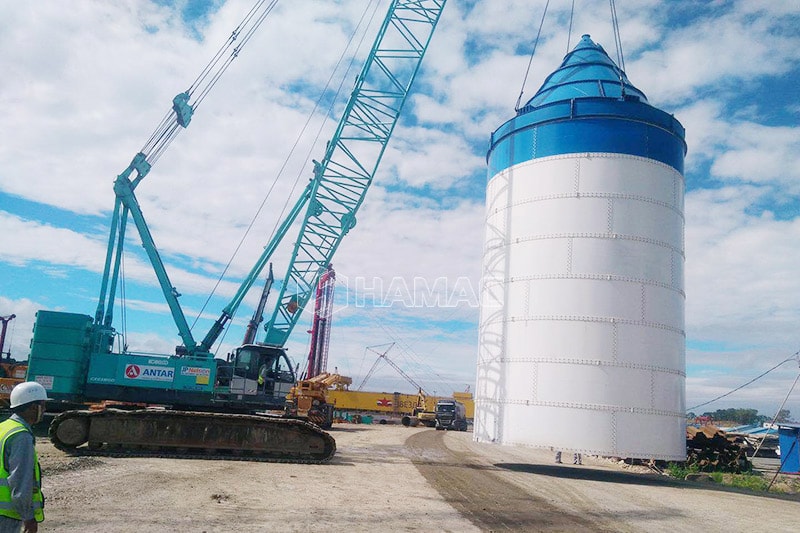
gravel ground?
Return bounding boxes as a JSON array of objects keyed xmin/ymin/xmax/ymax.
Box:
[{"xmin": 35, "ymin": 424, "xmax": 800, "ymax": 532}]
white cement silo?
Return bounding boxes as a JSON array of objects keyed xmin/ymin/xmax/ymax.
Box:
[{"xmin": 475, "ymin": 35, "xmax": 687, "ymax": 460}]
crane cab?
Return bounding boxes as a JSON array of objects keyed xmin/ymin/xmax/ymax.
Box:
[{"xmin": 215, "ymin": 344, "xmax": 296, "ymax": 411}]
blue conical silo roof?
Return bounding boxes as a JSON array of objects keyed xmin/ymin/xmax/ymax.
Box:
[
  {"xmin": 524, "ymin": 34, "xmax": 647, "ymax": 108},
  {"xmin": 488, "ymin": 34, "xmax": 686, "ymax": 175}
]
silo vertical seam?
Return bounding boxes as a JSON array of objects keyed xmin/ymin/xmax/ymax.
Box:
[
  {"xmin": 670, "ymin": 251, "xmax": 675, "ymax": 288},
  {"xmin": 672, "ymin": 173, "xmax": 678, "ymax": 208},
  {"xmin": 566, "ymin": 238, "xmax": 573, "ymax": 275},
  {"xmin": 611, "ymin": 411, "xmax": 617, "ymax": 454},
  {"xmin": 532, "ymin": 361, "xmax": 539, "ymax": 402},
  {"xmin": 650, "ymin": 369, "xmax": 656, "ymax": 409},
  {"xmin": 612, "ymin": 321, "xmax": 618, "ymax": 362},
  {"xmin": 524, "ymin": 280, "xmax": 530, "ymax": 315},
  {"xmin": 574, "ymin": 158, "xmax": 581, "ymax": 197},
  {"xmin": 606, "ymin": 197, "xmax": 614, "ymax": 233},
  {"xmin": 641, "ymin": 283, "xmax": 646, "ymax": 322}
]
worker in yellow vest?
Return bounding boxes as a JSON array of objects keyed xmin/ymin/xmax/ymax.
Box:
[{"xmin": 0, "ymin": 381, "xmax": 48, "ymax": 532}]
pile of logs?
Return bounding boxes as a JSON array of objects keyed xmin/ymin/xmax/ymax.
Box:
[{"xmin": 685, "ymin": 426, "xmax": 752, "ymax": 473}]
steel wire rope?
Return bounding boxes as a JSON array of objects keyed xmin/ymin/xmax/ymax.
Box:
[
  {"xmin": 609, "ymin": 0, "xmax": 626, "ymax": 72},
  {"xmin": 185, "ymin": 1, "xmax": 382, "ymax": 354},
  {"xmin": 754, "ymin": 369, "xmax": 800, "ymax": 463},
  {"xmin": 141, "ymin": 0, "xmax": 281, "ymax": 168},
  {"xmin": 514, "ymin": 0, "xmax": 550, "ymax": 112},
  {"xmin": 109, "ymin": 0, "xmax": 281, "ymax": 356},
  {"xmin": 188, "ymin": 0, "xmax": 276, "ymax": 100},
  {"xmin": 565, "ymin": 0, "xmax": 575, "ymax": 54},
  {"xmin": 192, "ymin": 1, "xmax": 281, "ymax": 110},
  {"xmin": 377, "ymin": 305, "xmax": 473, "ymax": 396},
  {"xmin": 687, "ymin": 351, "xmax": 800, "ymax": 412},
  {"xmin": 609, "ymin": 0, "xmax": 626, "ymax": 104},
  {"xmin": 198, "ymin": 3, "xmax": 381, "ymax": 353},
  {"xmin": 346, "ymin": 283, "xmax": 473, "ymax": 396}
]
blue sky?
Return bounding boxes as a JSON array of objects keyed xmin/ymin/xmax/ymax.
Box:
[{"xmin": 1, "ymin": 0, "xmax": 799, "ymax": 418}]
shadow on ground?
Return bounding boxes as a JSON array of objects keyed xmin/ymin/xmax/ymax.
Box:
[{"xmin": 497, "ymin": 463, "xmax": 800, "ymax": 501}]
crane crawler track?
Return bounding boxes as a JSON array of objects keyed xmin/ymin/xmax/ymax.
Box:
[{"xmin": 49, "ymin": 409, "xmax": 336, "ymax": 464}]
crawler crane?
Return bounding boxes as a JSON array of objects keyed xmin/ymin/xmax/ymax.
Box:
[{"xmin": 25, "ymin": 0, "xmax": 447, "ymax": 463}]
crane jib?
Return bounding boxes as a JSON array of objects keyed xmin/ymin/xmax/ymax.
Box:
[{"xmin": 264, "ymin": 0, "xmax": 447, "ymax": 347}]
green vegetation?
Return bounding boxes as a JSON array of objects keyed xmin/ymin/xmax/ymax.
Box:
[
  {"xmin": 686, "ymin": 408, "xmax": 794, "ymax": 426},
  {"xmin": 668, "ymin": 465, "xmax": 796, "ymax": 494},
  {"xmin": 666, "ymin": 462, "xmax": 699, "ymax": 479}
]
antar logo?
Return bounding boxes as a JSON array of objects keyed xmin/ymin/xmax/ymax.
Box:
[
  {"xmin": 124, "ymin": 364, "xmax": 174, "ymax": 382},
  {"xmin": 376, "ymin": 398, "xmax": 392, "ymax": 407}
]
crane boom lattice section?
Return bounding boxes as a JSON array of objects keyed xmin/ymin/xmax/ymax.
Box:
[{"xmin": 265, "ymin": 0, "xmax": 446, "ymax": 346}]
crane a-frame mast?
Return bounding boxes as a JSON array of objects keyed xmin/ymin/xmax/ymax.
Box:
[{"xmin": 92, "ymin": 0, "xmax": 447, "ymax": 359}]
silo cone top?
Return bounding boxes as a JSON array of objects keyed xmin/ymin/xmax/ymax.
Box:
[{"xmin": 523, "ymin": 34, "xmax": 647, "ymax": 109}]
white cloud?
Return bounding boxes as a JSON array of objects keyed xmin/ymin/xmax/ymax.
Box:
[{"xmin": 1, "ymin": 0, "xmax": 800, "ymax": 416}]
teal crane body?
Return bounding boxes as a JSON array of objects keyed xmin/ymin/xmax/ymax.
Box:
[{"xmin": 26, "ymin": 0, "xmax": 447, "ymax": 414}]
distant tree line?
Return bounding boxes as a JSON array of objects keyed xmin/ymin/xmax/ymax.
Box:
[{"xmin": 686, "ymin": 408, "xmax": 794, "ymax": 425}]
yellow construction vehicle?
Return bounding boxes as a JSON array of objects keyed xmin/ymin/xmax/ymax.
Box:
[
  {"xmin": 410, "ymin": 389, "xmax": 437, "ymax": 427},
  {"xmin": 283, "ymin": 267, "xmax": 355, "ymax": 429},
  {"xmin": 0, "ymin": 315, "xmax": 26, "ymax": 408},
  {"xmin": 285, "ymin": 372, "xmax": 352, "ymax": 429}
]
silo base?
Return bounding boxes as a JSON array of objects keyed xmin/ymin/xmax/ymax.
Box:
[{"xmin": 473, "ymin": 401, "xmax": 686, "ymax": 461}]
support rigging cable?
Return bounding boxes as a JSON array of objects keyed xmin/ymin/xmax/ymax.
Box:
[
  {"xmin": 609, "ymin": 0, "xmax": 626, "ymax": 72},
  {"xmin": 566, "ymin": 0, "xmax": 575, "ymax": 54},
  {"xmin": 687, "ymin": 351, "xmax": 800, "ymax": 412},
  {"xmin": 754, "ymin": 369, "xmax": 800, "ymax": 461},
  {"xmin": 143, "ymin": 0, "xmax": 281, "ymax": 169},
  {"xmin": 189, "ymin": 0, "xmax": 383, "ymax": 353},
  {"xmin": 514, "ymin": 0, "xmax": 550, "ymax": 112}
]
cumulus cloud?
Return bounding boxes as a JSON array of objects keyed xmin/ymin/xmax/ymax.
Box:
[{"xmin": 1, "ymin": 0, "xmax": 799, "ymax": 411}]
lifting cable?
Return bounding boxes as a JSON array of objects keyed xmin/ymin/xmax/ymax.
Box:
[
  {"xmin": 609, "ymin": 0, "xmax": 626, "ymax": 94},
  {"xmin": 514, "ymin": 0, "xmax": 550, "ymax": 112},
  {"xmin": 755, "ymin": 370, "xmax": 800, "ymax": 463},
  {"xmin": 189, "ymin": 0, "xmax": 383, "ymax": 351},
  {"xmin": 687, "ymin": 350, "xmax": 800, "ymax": 412},
  {"xmin": 141, "ymin": 0, "xmax": 281, "ymax": 169},
  {"xmin": 348, "ymin": 277, "xmax": 471, "ymax": 396},
  {"xmin": 565, "ymin": 0, "xmax": 576, "ymax": 54}
]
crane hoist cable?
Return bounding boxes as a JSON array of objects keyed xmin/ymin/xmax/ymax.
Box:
[
  {"xmin": 566, "ymin": 0, "xmax": 576, "ymax": 54},
  {"xmin": 188, "ymin": 0, "xmax": 384, "ymax": 353},
  {"xmin": 103, "ymin": 0, "xmax": 282, "ymax": 345},
  {"xmin": 609, "ymin": 0, "xmax": 626, "ymax": 72},
  {"xmin": 514, "ymin": 0, "xmax": 550, "ymax": 112},
  {"xmin": 139, "ymin": 0, "xmax": 281, "ymax": 170}
]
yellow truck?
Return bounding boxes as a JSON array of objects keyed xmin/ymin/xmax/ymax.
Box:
[{"xmin": 327, "ymin": 389, "xmax": 474, "ymax": 424}]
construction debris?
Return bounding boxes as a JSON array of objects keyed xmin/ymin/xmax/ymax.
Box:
[{"xmin": 685, "ymin": 426, "xmax": 752, "ymax": 473}]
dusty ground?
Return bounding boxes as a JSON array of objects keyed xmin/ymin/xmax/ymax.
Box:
[{"xmin": 36, "ymin": 424, "xmax": 799, "ymax": 532}]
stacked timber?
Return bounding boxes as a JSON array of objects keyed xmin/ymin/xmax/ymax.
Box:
[{"xmin": 685, "ymin": 426, "xmax": 752, "ymax": 473}]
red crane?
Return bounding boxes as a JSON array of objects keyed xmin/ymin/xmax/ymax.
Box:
[{"xmin": 304, "ymin": 265, "xmax": 335, "ymax": 379}]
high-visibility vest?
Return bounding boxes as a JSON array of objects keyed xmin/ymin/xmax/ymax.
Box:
[{"xmin": 0, "ymin": 418, "xmax": 44, "ymax": 522}]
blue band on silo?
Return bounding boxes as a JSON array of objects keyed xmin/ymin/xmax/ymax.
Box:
[{"xmin": 487, "ymin": 97, "xmax": 686, "ymax": 176}]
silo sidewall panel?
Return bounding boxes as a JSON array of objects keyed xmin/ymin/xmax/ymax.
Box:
[{"xmin": 478, "ymin": 102, "xmax": 686, "ymax": 459}]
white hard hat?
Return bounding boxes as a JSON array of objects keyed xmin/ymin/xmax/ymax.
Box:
[{"xmin": 9, "ymin": 381, "xmax": 49, "ymax": 409}]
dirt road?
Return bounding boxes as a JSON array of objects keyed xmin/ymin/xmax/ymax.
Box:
[{"xmin": 37, "ymin": 425, "xmax": 798, "ymax": 532}]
